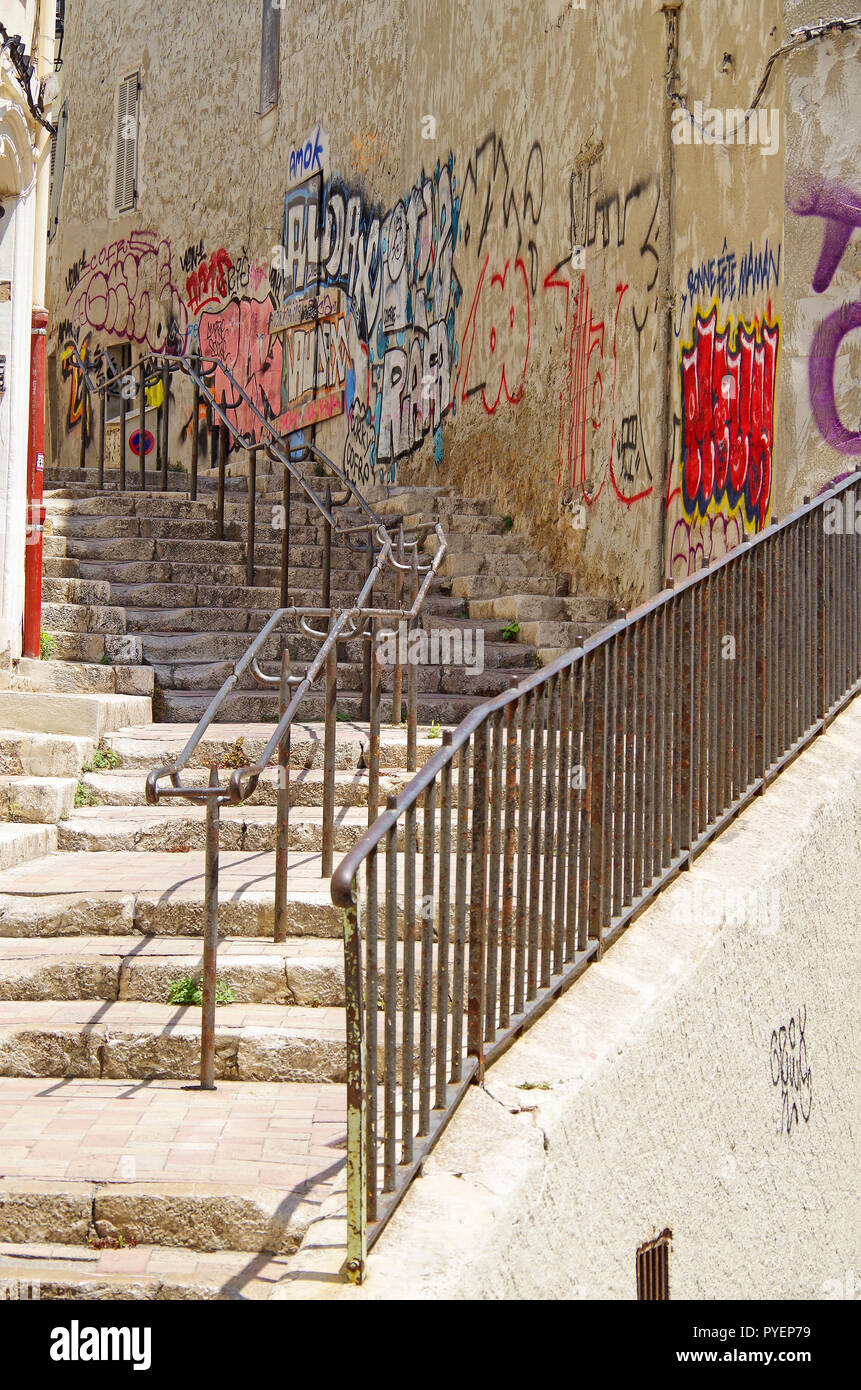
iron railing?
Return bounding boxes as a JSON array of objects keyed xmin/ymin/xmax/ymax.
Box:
[
  {"xmin": 61, "ymin": 340, "xmax": 450, "ymax": 1091},
  {"xmin": 331, "ymin": 469, "xmax": 861, "ymax": 1281}
]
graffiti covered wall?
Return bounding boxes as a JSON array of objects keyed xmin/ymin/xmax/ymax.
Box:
[{"xmin": 46, "ymin": 0, "xmax": 858, "ymax": 604}]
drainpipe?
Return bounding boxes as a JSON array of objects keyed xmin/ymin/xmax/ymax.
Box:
[
  {"xmin": 653, "ymin": 1, "xmax": 681, "ymax": 594},
  {"xmin": 22, "ymin": 0, "xmax": 56, "ymax": 658}
]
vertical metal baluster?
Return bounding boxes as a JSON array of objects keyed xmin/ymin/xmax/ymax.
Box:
[
  {"xmin": 216, "ymin": 416, "xmax": 227, "ymax": 541},
  {"xmin": 643, "ymin": 614, "xmax": 657, "ymax": 885},
  {"xmin": 119, "ymin": 371, "xmax": 127, "ymax": 492},
  {"xmin": 401, "ymin": 797, "xmax": 417, "ymax": 1165},
  {"xmin": 189, "ymin": 373, "xmax": 199, "ymax": 501},
  {"xmin": 776, "ymin": 528, "xmax": 787, "ymax": 755},
  {"xmin": 692, "ymin": 582, "xmax": 706, "ymax": 843},
  {"xmin": 391, "ymin": 530, "xmax": 405, "ymax": 725},
  {"xmin": 98, "ymin": 386, "xmax": 106, "ymax": 490},
  {"xmin": 343, "ymin": 879, "xmax": 366, "ymax": 1282},
  {"xmin": 653, "ymin": 602, "xmax": 667, "ymax": 871},
  {"xmin": 664, "ymin": 584, "xmax": 677, "ymax": 864},
  {"xmin": 435, "ymin": 732, "xmax": 454, "ymax": 1108},
  {"xmin": 755, "ymin": 545, "xmax": 768, "ymax": 783},
  {"xmin": 514, "ymin": 693, "xmax": 532, "ymax": 1015},
  {"xmin": 321, "ymin": 645, "xmax": 337, "ymax": 877},
  {"xmin": 138, "ymin": 359, "xmax": 146, "ymax": 489},
  {"xmin": 200, "ymin": 767, "xmax": 220, "ymax": 1090},
  {"xmin": 624, "ymin": 623, "xmax": 636, "ymax": 904},
  {"xmin": 418, "ymin": 781, "xmax": 436, "ymax": 1135},
  {"xmin": 161, "ymin": 362, "xmax": 170, "ymax": 491},
  {"xmin": 738, "ymin": 546, "xmax": 750, "ymax": 794},
  {"xmin": 610, "ymin": 628, "xmax": 623, "ymax": 921},
  {"xmin": 527, "ymin": 682, "xmax": 545, "ymax": 1000},
  {"xmin": 717, "ymin": 568, "xmax": 729, "ymax": 816},
  {"xmin": 245, "ymin": 449, "xmax": 256, "ymax": 588},
  {"xmin": 360, "ymin": 531, "xmax": 374, "ymax": 722},
  {"xmin": 588, "ymin": 645, "xmax": 609, "ymax": 953},
  {"xmin": 450, "ymin": 743, "xmax": 470, "ymax": 1081},
  {"xmin": 680, "ymin": 586, "xmax": 694, "ymax": 856},
  {"xmin": 406, "ymin": 550, "xmax": 418, "ymax": 773},
  {"xmin": 499, "ymin": 698, "xmax": 518, "ymax": 1023},
  {"xmin": 274, "ymin": 650, "xmax": 291, "ymax": 942},
  {"xmin": 553, "ymin": 667, "xmax": 571, "ymax": 975},
  {"xmin": 540, "ymin": 675, "xmax": 559, "ymax": 988},
  {"xmin": 565, "ymin": 660, "xmax": 582, "ymax": 961},
  {"xmin": 467, "ymin": 723, "xmax": 489, "ymax": 1079},
  {"xmin": 280, "ymin": 468, "xmax": 291, "ymax": 610},
  {"xmin": 485, "ymin": 713, "xmax": 504, "ymax": 1035},
  {"xmin": 577, "ymin": 652, "xmax": 594, "ymax": 952},
  {"xmin": 322, "ymin": 483, "xmax": 332, "ymax": 611},
  {"xmin": 634, "ymin": 619, "xmax": 647, "ymax": 897},
  {"xmin": 383, "ymin": 805, "xmax": 398, "ymax": 1191},
  {"xmin": 364, "ymin": 622, "xmax": 381, "ymax": 1220}
]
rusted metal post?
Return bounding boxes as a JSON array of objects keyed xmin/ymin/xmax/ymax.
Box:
[
  {"xmin": 280, "ymin": 467, "xmax": 291, "ymax": 609},
  {"xmin": 216, "ymin": 415, "xmax": 227, "ymax": 541},
  {"xmin": 246, "ymin": 449, "xmax": 256, "ymax": 588},
  {"xmin": 391, "ymin": 529, "xmax": 405, "ymax": 724},
  {"xmin": 98, "ymin": 386, "xmax": 106, "ymax": 490},
  {"xmin": 119, "ymin": 371, "xmax": 127, "ymax": 491},
  {"xmin": 200, "ymin": 765, "xmax": 220, "ymax": 1090},
  {"xmin": 342, "ymin": 886, "xmax": 367, "ymax": 1283},
  {"xmin": 161, "ymin": 362, "xmax": 170, "ymax": 491},
  {"xmin": 274, "ymin": 649, "xmax": 291, "ymax": 942},
  {"xmin": 138, "ymin": 359, "xmax": 146, "ymax": 489},
  {"xmin": 322, "ymin": 483, "xmax": 333, "ymax": 610},
  {"xmin": 406, "ymin": 548, "xmax": 419, "ymax": 772},
  {"xmin": 79, "ymin": 379, "xmax": 89, "ymax": 472},
  {"xmin": 368, "ymin": 619, "xmax": 381, "ymax": 824},
  {"xmin": 190, "ymin": 374, "xmax": 199, "ymax": 501},
  {"xmin": 322, "ymin": 643, "xmax": 338, "ymax": 876},
  {"xmin": 467, "ymin": 723, "xmax": 490, "ymax": 1079},
  {"xmin": 360, "ymin": 530, "xmax": 374, "ymax": 721}
]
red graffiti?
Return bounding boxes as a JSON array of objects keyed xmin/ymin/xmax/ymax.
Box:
[
  {"xmin": 456, "ymin": 254, "xmax": 530, "ymax": 413},
  {"xmin": 186, "ymin": 248, "xmax": 233, "ymax": 314},
  {"xmin": 544, "ymin": 264, "xmax": 605, "ymax": 501},
  {"xmin": 679, "ymin": 304, "xmax": 779, "ymax": 531},
  {"xmin": 197, "ymin": 295, "xmax": 282, "ymax": 443}
]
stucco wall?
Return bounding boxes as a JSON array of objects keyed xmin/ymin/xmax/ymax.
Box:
[
  {"xmin": 318, "ymin": 696, "xmax": 859, "ymax": 1301},
  {"xmin": 46, "ymin": 1, "xmax": 861, "ymax": 604}
]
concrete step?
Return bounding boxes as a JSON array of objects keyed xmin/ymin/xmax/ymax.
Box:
[
  {"xmin": 0, "ymin": 823, "xmax": 58, "ymax": 872},
  {"xmin": 0, "ymin": 729, "xmax": 96, "ymax": 778},
  {"xmin": 14, "ymin": 656, "xmax": 153, "ymax": 698},
  {"xmin": 0, "ymin": 691, "xmax": 151, "ymax": 741},
  {"xmin": 0, "ymin": 1000, "xmax": 352, "ymax": 1081},
  {"xmin": 0, "ymin": 776, "xmax": 77, "ymax": 824}
]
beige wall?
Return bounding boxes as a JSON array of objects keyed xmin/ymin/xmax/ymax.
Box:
[{"xmin": 46, "ymin": 0, "xmax": 861, "ymax": 603}]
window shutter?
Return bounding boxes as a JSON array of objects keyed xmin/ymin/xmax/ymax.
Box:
[
  {"xmin": 113, "ymin": 73, "xmax": 139, "ymax": 213},
  {"xmin": 259, "ymin": 2, "xmax": 280, "ymax": 114},
  {"xmin": 48, "ymin": 100, "xmax": 67, "ymax": 240}
]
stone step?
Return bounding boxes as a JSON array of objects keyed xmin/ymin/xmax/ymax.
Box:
[
  {"xmin": 519, "ymin": 618, "xmax": 609, "ymax": 647},
  {"xmin": 41, "ymin": 631, "xmax": 143, "ymax": 665},
  {"xmin": 72, "ymin": 558, "xmax": 379, "ymax": 588},
  {"xmin": 41, "ymin": 600, "xmax": 128, "ymax": 634},
  {"xmin": 0, "ymin": 1240, "xmax": 295, "ymax": 1298},
  {"xmin": 0, "ymin": 776, "xmax": 77, "ymax": 824},
  {"xmin": 0, "ymin": 1000, "xmax": 354, "ymax": 1082},
  {"xmin": 41, "ymin": 577, "xmax": 112, "ymax": 605},
  {"xmin": 157, "ymin": 687, "xmax": 496, "ymax": 725},
  {"xmin": 0, "ymin": 823, "xmax": 58, "ymax": 872},
  {"xmin": 79, "ymin": 765, "xmax": 416, "ymax": 808},
  {"xmin": 14, "ymin": 656, "xmax": 153, "ymax": 698},
  {"xmin": 48, "ymin": 494, "xmax": 216, "ymax": 518},
  {"xmin": 148, "ymin": 658, "xmax": 522, "ymax": 698},
  {"xmin": 0, "ymin": 691, "xmax": 152, "ymax": 741},
  {"xmin": 41, "ymin": 534, "xmax": 68, "ymax": 557},
  {"xmin": 105, "ymin": 581, "xmax": 386, "ymax": 610},
  {"xmin": 0, "ymin": 935, "xmax": 415, "ymax": 1006},
  {"xmin": 0, "ymin": 729, "xmax": 95, "ymax": 779},
  {"xmin": 452, "ymin": 574, "xmax": 556, "ymax": 601},
  {"xmin": 470, "ymin": 593, "xmax": 615, "ymax": 624}
]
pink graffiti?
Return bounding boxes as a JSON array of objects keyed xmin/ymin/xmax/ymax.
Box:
[
  {"xmin": 67, "ymin": 231, "xmax": 187, "ymax": 352},
  {"xmin": 670, "ymin": 510, "xmax": 745, "ymax": 580},
  {"xmin": 197, "ymin": 295, "xmax": 283, "ymax": 443}
]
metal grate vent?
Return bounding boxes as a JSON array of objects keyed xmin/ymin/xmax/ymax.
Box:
[{"xmin": 637, "ymin": 1229, "xmax": 671, "ymax": 1299}]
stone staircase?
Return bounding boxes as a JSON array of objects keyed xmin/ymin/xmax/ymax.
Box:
[
  {"xmin": 39, "ymin": 467, "xmax": 615, "ymax": 723},
  {"xmin": 0, "ymin": 714, "xmax": 445, "ymax": 1298}
]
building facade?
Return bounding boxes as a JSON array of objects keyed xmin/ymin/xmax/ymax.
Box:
[{"xmin": 45, "ymin": 0, "xmax": 860, "ymax": 604}]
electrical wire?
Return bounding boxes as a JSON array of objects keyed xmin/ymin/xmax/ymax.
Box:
[{"xmin": 667, "ymin": 14, "xmax": 861, "ymax": 143}]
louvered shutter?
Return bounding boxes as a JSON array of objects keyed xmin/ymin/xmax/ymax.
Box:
[
  {"xmin": 259, "ymin": 2, "xmax": 280, "ymax": 114},
  {"xmin": 113, "ymin": 73, "xmax": 139, "ymax": 213},
  {"xmin": 48, "ymin": 100, "xmax": 67, "ymax": 240}
]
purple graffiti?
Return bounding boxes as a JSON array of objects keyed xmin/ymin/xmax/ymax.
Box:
[{"xmin": 788, "ymin": 174, "xmax": 861, "ymax": 455}]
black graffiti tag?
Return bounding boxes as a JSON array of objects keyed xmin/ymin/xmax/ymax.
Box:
[{"xmin": 770, "ymin": 1007, "xmax": 812, "ymax": 1135}]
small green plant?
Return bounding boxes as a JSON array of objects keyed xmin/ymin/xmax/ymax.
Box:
[
  {"xmin": 428, "ymin": 718, "xmax": 441, "ymax": 739},
  {"xmin": 81, "ymin": 747, "xmax": 120, "ymax": 773},
  {"xmin": 261, "ymin": 711, "xmax": 280, "ymax": 724},
  {"xmin": 376, "ymin": 996, "xmax": 385, "ymax": 1011},
  {"xmin": 501, "ymin": 620, "xmax": 520, "ymax": 643},
  {"xmin": 100, "ymin": 651, "xmax": 113, "ymax": 666},
  {"xmin": 313, "ymin": 462, "xmax": 326, "ymax": 477},
  {"xmin": 223, "ymin": 737, "xmax": 246, "ymax": 768},
  {"xmin": 517, "ymin": 1081, "xmax": 551, "ymax": 1091},
  {"xmin": 74, "ymin": 781, "xmax": 100, "ymax": 809},
  {"xmin": 401, "ymin": 701, "xmax": 407, "ymax": 724},
  {"xmin": 89, "ymin": 1232, "xmax": 136, "ymax": 1250},
  {"xmin": 167, "ymin": 976, "xmax": 235, "ymax": 1007},
  {"xmin": 168, "ymin": 460, "xmax": 184, "ymax": 473},
  {"xmin": 532, "ymin": 651, "xmax": 544, "ymax": 669},
  {"xmin": 151, "ymin": 682, "xmax": 168, "ymax": 721},
  {"xmin": 501, "ymin": 514, "xmax": 514, "ymax": 533},
  {"xmin": 459, "ymin": 601, "xmax": 469, "ymax": 618},
  {"xmin": 335, "ymin": 711, "xmax": 352, "ymax": 723},
  {"xmin": 40, "ymin": 629, "xmax": 56, "ymax": 661}
]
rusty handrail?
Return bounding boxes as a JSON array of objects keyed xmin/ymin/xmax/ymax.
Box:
[{"xmin": 332, "ymin": 467, "xmax": 861, "ymax": 1280}]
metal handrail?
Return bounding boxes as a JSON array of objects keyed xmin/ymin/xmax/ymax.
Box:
[{"xmin": 331, "ymin": 467, "xmax": 861, "ymax": 1281}]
